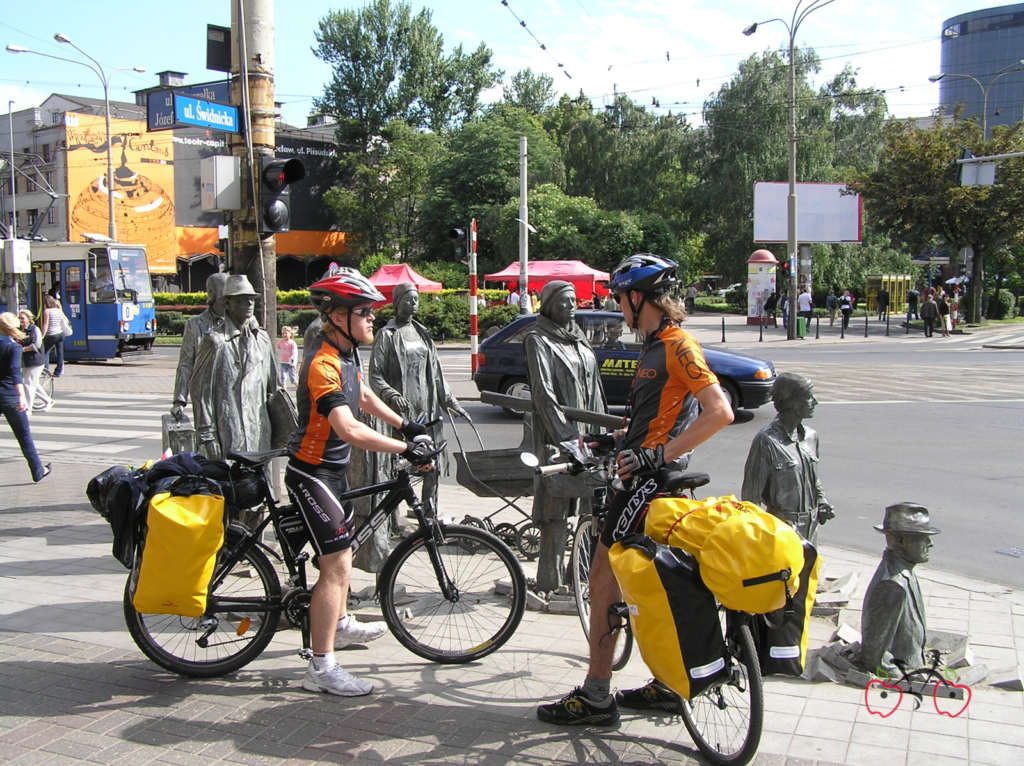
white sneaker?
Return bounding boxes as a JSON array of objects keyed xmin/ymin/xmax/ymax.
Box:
[
  {"xmin": 334, "ymin": 614, "xmax": 388, "ymax": 648},
  {"xmin": 302, "ymin": 663, "xmax": 373, "ymax": 696}
]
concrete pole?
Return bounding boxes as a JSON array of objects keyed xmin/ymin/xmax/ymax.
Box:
[
  {"xmin": 518, "ymin": 136, "xmax": 529, "ymax": 315},
  {"xmin": 8, "ymin": 103, "xmax": 15, "ymax": 239},
  {"xmin": 230, "ymin": 0, "xmax": 276, "ymax": 329},
  {"xmin": 786, "ymin": 33, "xmax": 799, "ymax": 341}
]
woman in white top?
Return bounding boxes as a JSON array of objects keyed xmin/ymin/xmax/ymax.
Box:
[
  {"xmin": 39, "ymin": 293, "xmax": 65, "ymax": 377},
  {"xmin": 18, "ymin": 310, "xmax": 51, "ymax": 414}
]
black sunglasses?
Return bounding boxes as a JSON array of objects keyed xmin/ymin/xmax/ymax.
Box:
[{"xmin": 352, "ymin": 306, "xmax": 375, "ymax": 317}]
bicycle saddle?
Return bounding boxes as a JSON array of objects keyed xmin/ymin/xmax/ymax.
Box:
[
  {"xmin": 228, "ymin": 448, "xmax": 289, "ymax": 467},
  {"xmin": 660, "ymin": 470, "xmax": 711, "ymax": 493}
]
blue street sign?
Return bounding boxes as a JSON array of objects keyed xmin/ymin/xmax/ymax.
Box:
[
  {"xmin": 173, "ymin": 94, "xmax": 239, "ymax": 133},
  {"xmin": 146, "ymin": 81, "xmax": 232, "ymax": 131}
]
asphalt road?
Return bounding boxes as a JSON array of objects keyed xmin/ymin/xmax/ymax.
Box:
[
  {"xmin": 444, "ymin": 339, "xmax": 1024, "ymax": 590},
  {"xmin": 39, "ymin": 333, "xmax": 1024, "ymax": 588}
]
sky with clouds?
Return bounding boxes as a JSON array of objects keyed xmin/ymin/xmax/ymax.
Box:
[{"xmin": 0, "ymin": 1, "xmax": 1002, "ymax": 127}]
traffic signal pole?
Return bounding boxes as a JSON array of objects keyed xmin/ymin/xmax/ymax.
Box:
[
  {"xmin": 469, "ymin": 219, "xmax": 478, "ymax": 372},
  {"xmin": 230, "ymin": 0, "xmax": 277, "ymax": 329}
]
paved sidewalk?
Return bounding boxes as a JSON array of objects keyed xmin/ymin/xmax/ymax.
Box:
[{"xmin": 1, "ymin": 457, "xmax": 1023, "ymax": 766}]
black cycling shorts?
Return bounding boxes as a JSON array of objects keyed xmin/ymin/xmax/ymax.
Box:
[
  {"xmin": 284, "ymin": 459, "xmax": 354, "ymax": 556},
  {"xmin": 600, "ymin": 474, "xmax": 664, "ymax": 547}
]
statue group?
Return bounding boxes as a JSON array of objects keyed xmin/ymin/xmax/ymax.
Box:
[{"xmin": 170, "ymin": 273, "xmax": 285, "ymax": 459}]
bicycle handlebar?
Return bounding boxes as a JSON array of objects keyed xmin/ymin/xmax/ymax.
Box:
[{"xmin": 535, "ymin": 461, "xmax": 574, "ymax": 477}]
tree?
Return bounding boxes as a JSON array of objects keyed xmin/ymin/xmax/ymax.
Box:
[
  {"xmin": 418, "ymin": 104, "xmax": 565, "ymax": 266},
  {"xmin": 323, "ymin": 121, "xmax": 444, "ymax": 259},
  {"xmin": 852, "ymin": 112, "xmax": 1024, "ymax": 322},
  {"xmin": 313, "ymin": 0, "xmax": 501, "ymax": 152},
  {"xmin": 503, "ymin": 69, "xmax": 556, "ymax": 115},
  {"xmin": 698, "ymin": 48, "xmax": 887, "ymax": 282}
]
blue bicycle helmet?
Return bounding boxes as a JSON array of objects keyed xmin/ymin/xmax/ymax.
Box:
[{"xmin": 608, "ymin": 253, "xmax": 679, "ymax": 296}]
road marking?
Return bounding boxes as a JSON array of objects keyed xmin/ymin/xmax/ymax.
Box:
[{"xmin": 823, "ymin": 398, "xmax": 1024, "ymax": 405}]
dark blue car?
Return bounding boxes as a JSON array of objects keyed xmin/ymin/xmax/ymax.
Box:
[{"xmin": 473, "ymin": 311, "xmax": 776, "ymax": 412}]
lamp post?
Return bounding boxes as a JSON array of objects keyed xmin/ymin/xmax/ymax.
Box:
[
  {"xmin": 744, "ymin": 0, "xmax": 836, "ymax": 340},
  {"xmin": 6, "ymin": 37, "xmax": 143, "ymax": 240},
  {"xmin": 929, "ymin": 59, "xmax": 1024, "ymax": 139},
  {"xmin": 7, "ymin": 100, "xmax": 15, "ymax": 239}
]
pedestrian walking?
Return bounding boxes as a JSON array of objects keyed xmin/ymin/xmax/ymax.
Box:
[
  {"xmin": 907, "ymin": 286, "xmax": 919, "ymax": 321},
  {"xmin": 920, "ymin": 292, "xmax": 938, "ymax": 337},
  {"xmin": 797, "ymin": 287, "xmax": 813, "ymax": 323},
  {"xmin": 276, "ymin": 326, "xmax": 299, "ymax": 387},
  {"xmin": 876, "ymin": 286, "xmax": 889, "ymax": 321},
  {"xmin": 826, "ymin": 288, "xmax": 837, "ymax": 326},
  {"xmin": 39, "ymin": 293, "xmax": 66, "ymax": 377},
  {"xmin": 938, "ymin": 293, "xmax": 952, "ymax": 337},
  {"xmin": 839, "ymin": 289, "xmax": 853, "ymax": 330},
  {"xmin": 0, "ymin": 312, "xmax": 50, "ymax": 482},
  {"xmin": 763, "ymin": 291, "xmax": 778, "ymax": 326},
  {"xmin": 780, "ymin": 291, "xmax": 790, "ymax": 330},
  {"xmin": 17, "ymin": 310, "xmax": 51, "ymax": 414}
]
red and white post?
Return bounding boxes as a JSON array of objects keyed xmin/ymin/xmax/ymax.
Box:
[{"xmin": 469, "ymin": 218, "xmax": 479, "ymax": 373}]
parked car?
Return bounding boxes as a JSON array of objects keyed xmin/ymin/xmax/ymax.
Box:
[{"xmin": 473, "ymin": 310, "xmax": 776, "ymax": 414}]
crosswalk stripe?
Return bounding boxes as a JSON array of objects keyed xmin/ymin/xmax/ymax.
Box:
[
  {"xmin": 61, "ymin": 392, "xmax": 168, "ymax": 402},
  {"xmin": 19, "ymin": 425, "xmax": 156, "ymax": 438}
]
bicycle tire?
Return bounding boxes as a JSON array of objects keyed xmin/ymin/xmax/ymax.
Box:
[
  {"xmin": 123, "ymin": 530, "xmax": 282, "ymax": 678},
  {"xmin": 492, "ymin": 522, "xmax": 519, "ymax": 548},
  {"xmin": 378, "ymin": 524, "xmax": 526, "ymax": 664},
  {"xmin": 680, "ymin": 621, "xmax": 763, "ymax": 766},
  {"xmin": 569, "ymin": 515, "xmax": 632, "ymax": 671}
]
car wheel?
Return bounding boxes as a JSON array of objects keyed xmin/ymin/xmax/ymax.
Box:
[
  {"xmin": 721, "ymin": 379, "xmax": 740, "ymax": 413},
  {"xmin": 500, "ymin": 379, "xmax": 531, "ymax": 416}
]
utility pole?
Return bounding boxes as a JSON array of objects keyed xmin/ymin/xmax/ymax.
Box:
[
  {"xmin": 230, "ymin": 0, "xmax": 277, "ymax": 329},
  {"xmin": 518, "ymin": 136, "xmax": 529, "ymax": 315}
]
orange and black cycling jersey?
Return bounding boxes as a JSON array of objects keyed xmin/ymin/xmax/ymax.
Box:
[
  {"xmin": 287, "ymin": 332, "xmax": 361, "ymax": 467},
  {"xmin": 621, "ymin": 319, "xmax": 719, "ymax": 454}
]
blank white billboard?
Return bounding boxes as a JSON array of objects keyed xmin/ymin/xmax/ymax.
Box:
[{"xmin": 753, "ymin": 182, "xmax": 862, "ymax": 243}]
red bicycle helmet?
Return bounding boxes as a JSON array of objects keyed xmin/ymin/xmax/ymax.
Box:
[{"xmin": 308, "ymin": 269, "xmax": 385, "ymax": 314}]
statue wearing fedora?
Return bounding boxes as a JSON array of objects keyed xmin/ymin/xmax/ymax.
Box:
[
  {"xmin": 192, "ymin": 274, "xmax": 282, "ymax": 459},
  {"xmin": 860, "ymin": 502, "xmax": 940, "ymax": 677},
  {"xmin": 171, "ymin": 272, "xmax": 227, "ymax": 423}
]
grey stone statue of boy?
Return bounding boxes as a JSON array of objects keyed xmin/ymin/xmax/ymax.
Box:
[
  {"xmin": 192, "ymin": 274, "xmax": 281, "ymax": 459},
  {"xmin": 525, "ymin": 280, "xmax": 606, "ymax": 592},
  {"xmin": 170, "ymin": 272, "xmax": 227, "ymax": 421},
  {"xmin": 741, "ymin": 371, "xmax": 834, "ymax": 545},
  {"xmin": 369, "ymin": 282, "xmax": 467, "ymax": 516},
  {"xmin": 860, "ymin": 503, "xmax": 939, "ymax": 677}
]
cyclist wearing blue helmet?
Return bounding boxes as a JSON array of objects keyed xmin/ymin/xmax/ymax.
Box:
[{"xmin": 537, "ymin": 253, "xmax": 734, "ymax": 726}]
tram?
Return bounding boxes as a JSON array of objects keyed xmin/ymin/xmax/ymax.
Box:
[{"xmin": 29, "ymin": 240, "xmax": 157, "ymax": 361}]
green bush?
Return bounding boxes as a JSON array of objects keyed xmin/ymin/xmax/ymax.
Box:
[
  {"xmin": 479, "ymin": 304, "xmax": 519, "ymax": 333},
  {"xmin": 155, "ymin": 291, "xmax": 206, "ymax": 306},
  {"xmin": 987, "ymin": 289, "xmax": 1016, "ymax": 320},
  {"xmin": 277, "ymin": 309, "xmax": 320, "ymax": 335},
  {"xmin": 157, "ymin": 311, "xmax": 186, "ymax": 335}
]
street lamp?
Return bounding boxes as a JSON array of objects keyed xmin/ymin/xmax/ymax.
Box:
[
  {"xmin": 929, "ymin": 59, "xmax": 1024, "ymax": 139},
  {"xmin": 6, "ymin": 36, "xmax": 144, "ymax": 240},
  {"xmin": 744, "ymin": 0, "xmax": 836, "ymax": 340}
]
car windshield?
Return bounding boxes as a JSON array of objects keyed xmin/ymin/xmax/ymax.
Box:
[{"xmin": 109, "ymin": 247, "xmax": 154, "ymax": 302}]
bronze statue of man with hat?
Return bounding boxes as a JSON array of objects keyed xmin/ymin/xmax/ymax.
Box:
[
  {"xmin": 192, "ymin": 274, "xmax": 282, "ymax": 459},
  {"xmin": 171, "ymin": 272, "xmax": 227, "ymax": 424},
  {"xmin": 860, "ymin": 502, "xmax": 940, "ymax": 677},
  {"xmin": 526, "ymin": 280, "xmax": 606, "ymax": 592}
]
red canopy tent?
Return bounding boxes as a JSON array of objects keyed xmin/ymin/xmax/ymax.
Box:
[
  {"xmin": 484, "ymin": 260, "xmax": 611, "ymax": 301},
  {"xmin": 368, "ymin": 263, "xmax": 443, "ymax": 302}
]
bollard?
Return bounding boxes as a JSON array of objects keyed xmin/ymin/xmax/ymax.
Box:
[
  {"xmin": 759, "ymin": 320, "xmax": 764, "ymax": 342},
  {"xmin": 885, "ymin": 313, "xmax": 890, "ymax": 337},
  {"xmin": 864, "ymin": 312, "xmax": 869, "ymax": 337},
  {"xmin": 722, "ymin": 317, "xmax": 726, "ymax": 343},
  {"xmin": 906, "ymin": 313, "xmax": 910, "ymax": 334},
  {"xmin": 840, "ymin": 318, "xmax": 845, "ymax": 339},
  {"xmin": 815, "ymin": 316, "xmax": 820, "ymax": 339}
]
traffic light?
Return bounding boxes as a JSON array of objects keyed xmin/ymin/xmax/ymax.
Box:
[
  {"xmin": 449, "ymin": 227, "xmax": 466, "ymax": 262},
  {"xmin": 258, "ymin": 157, "xmax": 305, "ymax": 233}
]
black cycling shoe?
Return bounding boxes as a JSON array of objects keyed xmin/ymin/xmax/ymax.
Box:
[
  {"xmin": 615, "ymin": 679, "xmax": 682, "ymax": 713},
  {"xmin": 537, "ymin": 688, "xmax": 620, "ymax": 726}
]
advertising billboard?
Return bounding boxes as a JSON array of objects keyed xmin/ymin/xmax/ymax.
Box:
[{"xmin": 753, "ymin": 182, "xmax": 862, "ymax": 244}]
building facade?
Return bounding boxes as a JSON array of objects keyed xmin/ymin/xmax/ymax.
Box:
[
  {"xmin": 937, "ymin": 4, "xmax": 1024, "ymax": 135},
  {"xmin": 2, "ymin": 77, "xmax": 346, "ymax": 289}
]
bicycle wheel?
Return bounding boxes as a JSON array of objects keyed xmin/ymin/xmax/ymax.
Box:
[
  {"xmin": 378, "ymin": 524, "xmax": 526, "ymax": 663},
  {"xmin": 492, "ymin": 522, "xmax": 519, "ymax": 548},
  {"xmin": 680, "ymin": 620, "xmax": 763, "ymax": 766},
  {"xmin": 570, "ymin": 516, "xmax": 632, "ymax": 671},
  {"xmin": 32, "ymin": 369, "xmax": 53, "ymax": 412},
  {"xmin": 123, "ymin": 530, "xmax": 282, "ymax": 678}
]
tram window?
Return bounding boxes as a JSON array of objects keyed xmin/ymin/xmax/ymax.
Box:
[{"xmin": 89, "ymin": 249, "xmax": 115, "ymax": 303}]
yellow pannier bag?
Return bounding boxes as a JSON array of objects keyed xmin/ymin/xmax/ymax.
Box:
[
  {"xmin": 645, "ymin": 495, "xmax": 804, "ymax": 615},
  {"xmin": 751, "ymin": 539, "xmax": 821, "ymax": 675},
  {"xmin": 132, "ymin": 490, "xmax": 225, "ymax": 617},
  {"xmin": 608, "ymin": 536, "xmax": 727, "ymax": 701}
]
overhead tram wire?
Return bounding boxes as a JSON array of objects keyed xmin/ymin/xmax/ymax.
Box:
[{"xmin": 499, "ymin": 0, "xmax": 572, "ymax": 80}]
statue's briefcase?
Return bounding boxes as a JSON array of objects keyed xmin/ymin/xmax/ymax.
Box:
[{"xmin": 161, "ymin": 412, "xmax": 197, "ymax": 455}]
